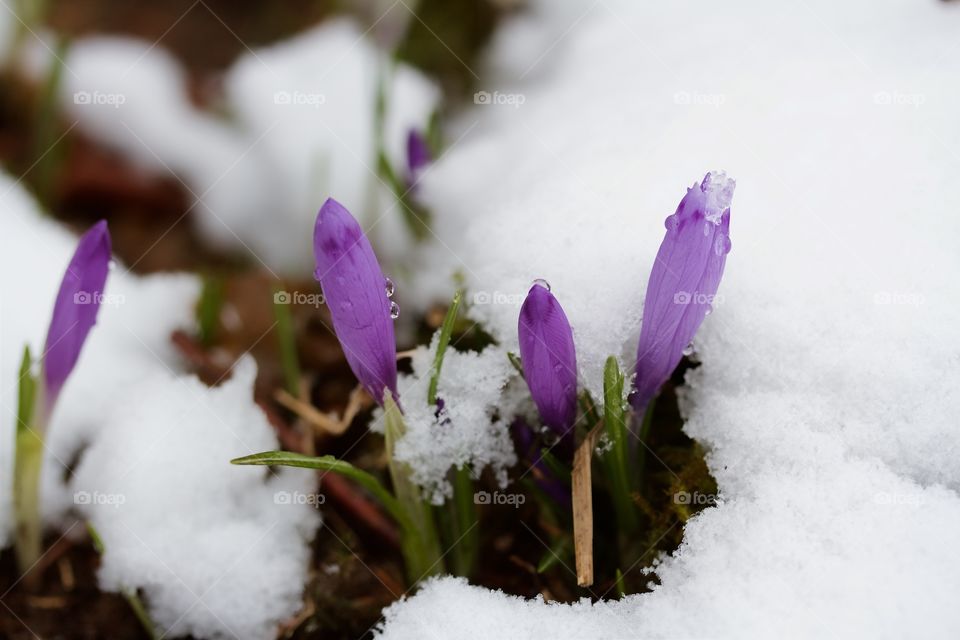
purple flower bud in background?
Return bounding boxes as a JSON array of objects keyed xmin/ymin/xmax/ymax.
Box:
[
  {"xmin": 314, "ymin": 197, "xmax": 398, "ymax": 405},
  {"xmin": 43, "ymin": 220, "xmax": 111, "ymax": 411},
  {"xmin": 518, "ymin": 281, "xmax": 577, "ymax": 436},
  {"xmin": 632, "ymin": 171, "xmax": 734, "ymax": 410},
  {"xmin": 406, "ymin": 128, "xmax": 431, "ymax": 189}
]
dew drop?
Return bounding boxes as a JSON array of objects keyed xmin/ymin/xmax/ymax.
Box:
[
  {"xmin": 313, "ymin": 267, "xmax": 323, "ymax": 281},
  {"xmin": 384, "ymin": 277, "xmax": 395, "ymax": 298},
  {"xmin": 704, "ymin": 304, "xmax": 713, "ymax": 316},
  {"xmin": 553, "ymin": 363, "xmax": 563, "ymax": 374},
  {"xmin": 531, "ymin": 278, "xmax": 551, "ymax": 292},
  {"xmin": 714, "ymin": 234, "xmax": 732, "ymax": 256},
  {"xmin": 682, "ymin": 342, "xmax": 695, "ymax": 356},
  {"xmin": 339, "ymin": 301, "xmax": 353, "ymax": 312},
  {"xmin": 389, "ymin": 301, "xmax": 400, "ymax": 319},
  {"xmin": 664, "ymin": 214, "xmax": 679, "ymax": 231}
]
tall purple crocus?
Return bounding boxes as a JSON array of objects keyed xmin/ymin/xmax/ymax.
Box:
[
  {"xmin": 406, "ymin": 128, "xmax": 431, "ymax": 189},
  {"xmin": 632, "ymin": 171, "xmax": 734, "ymax": 410},
  {"xmin": 313, "ymin": 197, "xmax": 398, "ymax": 405},
  {"xmin": 42, "ymin": 220, "xmax": 111, "ymax": 412},
  {"xmin": 518, "ymin": 281, "xmax": 577, "ymax": 438}
]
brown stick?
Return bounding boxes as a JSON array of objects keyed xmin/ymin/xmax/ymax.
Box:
[{"xmin": 572, "ymin": 424, "xmax": 602, "ymax": 587}]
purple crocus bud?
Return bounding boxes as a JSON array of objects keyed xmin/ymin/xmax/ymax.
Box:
[
  {"xmin": 632, "ymin": 171, "xmax": 734, "ymax": 410},
  {"xmin": 406, "ymin": 128, "xmax": 431, "ymax": 189},
  {"xmin": 42, "ymin": 220, "xmax": 111, "ymax": 411},
  {"xmin": 518, "ymin": 281, "xmax": 577, "ymax": 436},
  {"xmin": 313, "ymin": 197, "xmax": 398, "ymax": 405}
]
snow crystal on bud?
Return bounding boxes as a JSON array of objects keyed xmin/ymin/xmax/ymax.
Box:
[{"xmin": 701, "ymin": 171, "xmax": 736, "ymax": 223}]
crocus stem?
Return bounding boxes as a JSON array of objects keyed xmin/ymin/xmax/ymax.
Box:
[
  {"xmin": 427, "ymin": 289, "xmax": 462, "ymax": 406},
  {"xmin": 444, "ymin": 465, "xmax": 478, "ymax": 577},
  {"xmin": 601, "ymin": 356, "xmax": 639, "ymax": 534},
  {"xmin": 633, "ymin": 399, "xmax": 657, "ymax": 486},
  {"xmin": 383, "ymin": 396, "xmax": 444, "ymax": 583},
  {"xmin": 14, "ymin": 429, "xmax": 43, "ymax": 583},
  {"xmin": 13, "ymin": 346, "xmax": 43, "ymax": 586}
]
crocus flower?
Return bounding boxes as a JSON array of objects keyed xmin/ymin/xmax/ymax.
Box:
[
  {"xmin": 632, "ymin": 171, "xmax": 734, "ymax": 410},
  {"xmin": 42, "ymin": 220, "xmax": 111, "ymax": 412},
  {"xmin": 313, "ymin": 197, "xmax": 398, "ymax": 405},
  {"xmin": 406, "ymin": 128, "xmax": 431, "ymax": 189},
  {"xmin": 518, "ymin": 281, "xmax": 577, "ymax": 437}
]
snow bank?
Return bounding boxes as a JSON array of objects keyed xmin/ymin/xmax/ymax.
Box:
[
  {"xmin": 56, "ymin": 19, "xmax": 439, "ymax": 275},
  {"xmin": 378, "ymin": 0, "xmax": 960, "ymax": 636},
  {"xmin": 71, "ymin": 358, "xmax": 319, "ymax": 640},
  {"xmin": 0, "ymin": 174, "xmax": 199, "ymax": 545},
  {"xmin": 0, "ymin": 177, "xmax": 318, "ymax": 638}
]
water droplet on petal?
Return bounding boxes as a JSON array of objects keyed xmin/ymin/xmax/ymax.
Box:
[
  {"xmin": 389, "ymin": 301, "xmax": 400, "ymax": 319},
  {"xmin": 714, "ymin": 234, "xmax": 732, "ymax": 256},
  {"xmin": 384, "ymin": 277, "xmax": 395, "ymax": 298},
  {"xmin": 532, "ymin": 278, "xmax": 551, "ymax": 292},
  {"xmin": 704, "ymin": 304, "xmax": 713, "ymax": 316},
  {"xmin": 336, "ymin": 276, "xmax": 346, "ymax": 287},
  {"xmin": 703, "ymin": 222, "xmax": 711, "ymax": 236},
  {"xmin": 313, "ymin": 267, "xmax": 323, "ymax": 281},
  {"xmin": 339, "ymin": 301, "xmax": 353, "ymax": 312},
  {"xmin": 664, "ymin": 214, "xmax": 679, "ymax": 231},
  {"xmin": 682, "ymin": 342, "xmax": 695, "ymax": 356}
]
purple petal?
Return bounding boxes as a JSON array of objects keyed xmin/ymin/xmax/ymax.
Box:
[
  {"xmin": 406, "ymin": 128, "xmax": 431, "ymax": 188},
  {"xmin": 518, "ymin": 282, "xmax": 577, "ymax": 435},
  {"xmin": 43, "ymin": 220, "xmax": 111, "ymax": 409},
  {"xmin": 313, "ymin": 197, "xmax": 398, "ymax": 405},
  {"xmin": 633, "ymin": 171, "xmax": 734, "ymax": 409}
]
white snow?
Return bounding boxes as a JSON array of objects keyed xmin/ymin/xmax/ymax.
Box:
[
  {"xmin": 377, "ymin": 0, "xmax": 960, "ymax": 637},
  {"xmin": 372, "ymin": 337, "xmax": 519, "ymax": 504},
  {"xmin": 0, "ymin": 176, "xmax": 318, "ymax": 638},
  {"xmin": 70, "ymin": 358, "xmax": 320, "ymax": 640},
  {"xmin": 54, "ymin": 19, "xmax": 439, "ymax": 276}
]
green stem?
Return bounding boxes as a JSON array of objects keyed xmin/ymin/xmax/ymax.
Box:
[
  {"xmin": 14, "ymin": 429, "xmax": 43, "ymax": 578},
  {"xmin": 634, "ymin": 399, "xmax": 656, "ymax": 486},
  {"xmin": 13, "ymin": 346, "xmax": 43, "ymax": 582},
  {"xmin": 601, "ymin": 356, "xmax": 639, "ymax": 533},
  {"xmin": 445, "ymin": 465, "xmax": 478, "ymax": 577},
  {"xmin": 271, "ymin": 285, "xmax": 302, "ymax": 397},
  {"xmin": 383, "ymin": 397, "xmax": 444, "ymax": 583}
]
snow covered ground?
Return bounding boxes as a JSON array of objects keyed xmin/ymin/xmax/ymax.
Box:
[
  {"xmin": 0, "ymin": 178, "xmax": 319, "ymax": 638},
  {"xmin": 376, "ymin": 0, "xmax": 960, "ymax": 637}
]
